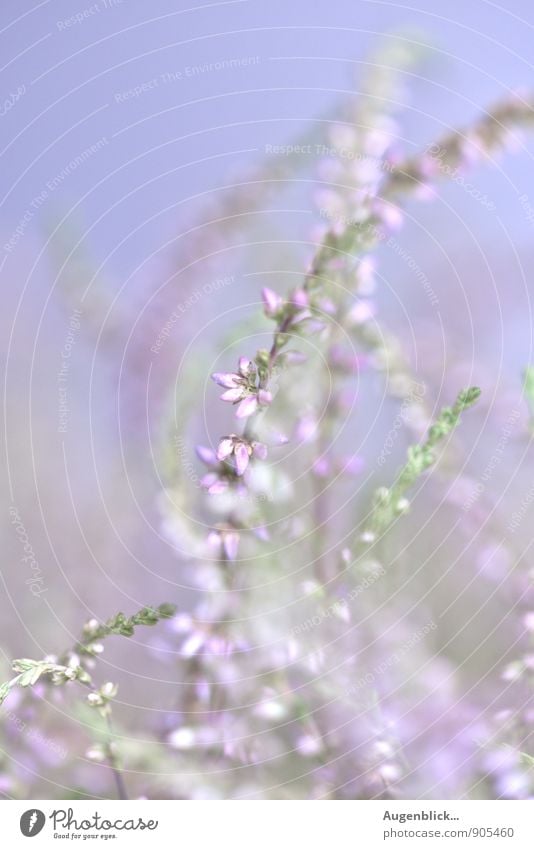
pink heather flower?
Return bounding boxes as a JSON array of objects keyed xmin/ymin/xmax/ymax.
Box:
[
  {"xmin": 291, "ymin": 288, "xmax": 308, "ymax": 308},
  {"xmin": 221, "ymin": 385, "xmax": 247, "ymax": 402},
  {"xmin": 212, "ymin": 372, "xmax": 241, "ymax": 388},
  {"xmin": 207, "ymin": 528, "xmax": 240, "ymax": 561},
  {"xmin": 216, "ymin": 438, "xmax": 235, "ymax": 461},
  {"xmin": 195, "ymin": 445, "xmax": 217, "ymax": 466},
  {"xmin": 258, "ymin": 389, "xmax": 272, "ymax": 406},
  {"xmin": 261, "ymin": 287, "xmax": 283, "ymax": 317},
  {"xmin": 236, "ymin": 395, "xmax": 258, "ymax": 418},
  {"xmin": 200, "ymin": 473, "xmax": 229, "ymax": 495},
  {"xmin": 238, "ymin": 356, "xmax": 255, "ymax": 377},
  {"xmin": 220, "ymin": 436, "xmax": 268, "ymax": 474},
  {"xmin": 234, "ymin": 442, "xmax": 250, "ymax": 475}
]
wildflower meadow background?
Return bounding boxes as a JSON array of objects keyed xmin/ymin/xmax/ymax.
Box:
[{"xmin": 2, "ymin": 0, "xmax": 534, "ymax": 800}]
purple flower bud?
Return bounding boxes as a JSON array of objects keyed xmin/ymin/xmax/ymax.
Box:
[
  {"xmin": 234, "ymin": 442, "xmax": 250, "ymax": 476},
  {"xmin": 257, "ymin": 389, "xmax": 272, "ymax": 406},
  {"xmin": 201, "ymin": 474, "xmax": 229, "ymax": 495},
  {"xmin": 212, "ymin": 372, "xmax": 240, "ymax": 388},
  {"xmin": 238, "ymin": 356, "xmax": 254, "ymax": 377},
  {"xmin": 236, "ymin": 395, "xmax": 258, "ymax": 418},
  {"xmin": 221, "ymin": 386, "xmax": 246, "ymax": 402},
  {"xmin": 216, "ymin": 438, "xmax": 235, "ymax": 461},
  {"xmin": 291, "ymin": 288, "xmax": 308, "ymax": 307},
  {"xmin": 223, "ymin": 531, "xmax": 240, "ymax": 561},
  {"xmin": 196, "ymin": 445, "xmax": 217, "ymax": 466},
  {"xmin": 262, "ymin": 287, "xmax": 283, "ymax": 317}
]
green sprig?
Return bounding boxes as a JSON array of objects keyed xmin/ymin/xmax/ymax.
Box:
[
  {"xmin": 77, "ymin": 603, "xmax": 176, "ymax": 654},
  {"xmin": 362, "ymin": 387, "xmax": 481, "ymax": 540},
  {"xmin": 0, "ymin": 603, "xmax": 176, "ymax": 705}
]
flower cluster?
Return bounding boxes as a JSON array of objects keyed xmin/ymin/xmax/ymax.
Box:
[{"xmin": 212, "ymin": 356, "xmax": 273, "ymax": 419}]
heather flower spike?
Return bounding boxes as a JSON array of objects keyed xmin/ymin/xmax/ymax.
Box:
[{"xmin": 6, "ymin": 39, "xmax": 534, "ymax": 801}]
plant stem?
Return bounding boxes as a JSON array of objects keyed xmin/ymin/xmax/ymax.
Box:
[{"xmin": 105, "ymin": 715, "xmax": 129, "ymax": 800}]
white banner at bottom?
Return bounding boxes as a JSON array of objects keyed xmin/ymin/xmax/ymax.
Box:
[{"xmin": 1, "ymin": 799, "xmax": 532, "ymax": 847}]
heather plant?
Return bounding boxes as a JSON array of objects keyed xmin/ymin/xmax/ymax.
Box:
[{"xmin": 3, "ymin": 43, "xmax": 534, "ymax": 800}]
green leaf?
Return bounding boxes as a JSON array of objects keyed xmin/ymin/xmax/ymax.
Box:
[{"xmin": 0, "ymin": 682, "xmax": 11, "ymax": 705}]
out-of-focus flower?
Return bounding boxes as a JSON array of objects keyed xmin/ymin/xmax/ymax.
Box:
[
  {"xmin": 262, "ymin": 287, "xmax": 283, "ymax": 317},
  {"xmin": 207, "ymin": 528, "xmax": 240, "ymax": 561},
  {"xmin": 216, "ymin": 435, "xmax": 268, "ymax": 476}
]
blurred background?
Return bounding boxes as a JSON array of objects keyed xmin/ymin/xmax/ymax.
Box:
[{"xmin": 2, "ymin": 0, "xmax": 534, "ymax": 798}]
